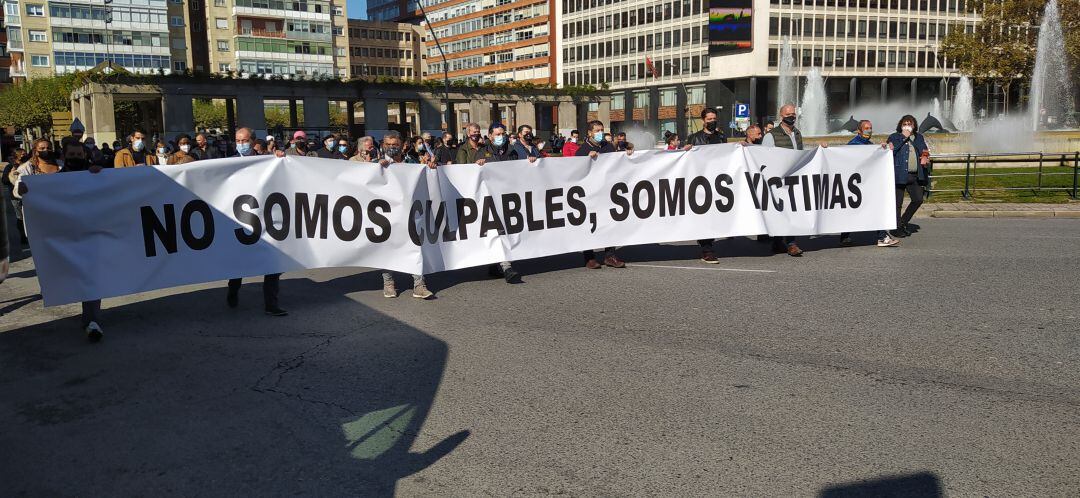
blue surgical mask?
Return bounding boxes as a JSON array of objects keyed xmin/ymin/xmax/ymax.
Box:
[
  {"xmin": 338, "ymin": 145, "xmax": 347, "ymax": 153},
  {"xmin": 493, "ymin": 135, "xmax": 506, "ymax": 147},
  {"xmin": 132, "ymin": 139, "xmax": 144, "ymax": 151},
  {"xmin": 592, "ymin": 132, "xmax": 604, "ymax": 142},
  {"xmin": 236, "ymin": 143, "xmax": 252, "ymax": 155}
]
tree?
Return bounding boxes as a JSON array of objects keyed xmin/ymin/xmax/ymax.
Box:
[
  {"xmin": 0, "ymin": 73, "xmax": 82, "ymax": 134},
  {"xmin": 941, "ymin": 0, "xmax": 1080, "ymax": 113},
  {"xmin": 192, "ymin": 99, "xmax": 227, "ymax": 131}
]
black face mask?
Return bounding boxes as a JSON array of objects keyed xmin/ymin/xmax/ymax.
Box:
[
  {"xmin": 704, "ymin": 121, "xmax": 717, "ymax": 132},
  {"xmin": 37, "ymin": 151, "xmax": 53, "ymax": 161},
  {"xmin": 64, "ymin": 157, "xmax": 90, "ymax": 170},
  {"xmin": 782, "ymin": 116, "xmax": 797, "ymax": 126},
  {"xmin": 470, "ymin": 134, "xmax": 482, "ymax": 143},
  {"xmin": 523, "ymin": 133, "xmax": 534, "ymax": 142}
]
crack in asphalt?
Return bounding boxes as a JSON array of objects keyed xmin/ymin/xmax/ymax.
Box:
[{"xmin": 249, "ymin": 335, "xmax": 358, "ymax": 415}]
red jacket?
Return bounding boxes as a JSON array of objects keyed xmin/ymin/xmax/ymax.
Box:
[{"xmin": 562, "ymin": 140, "xmax": 580, "ymax": 157}]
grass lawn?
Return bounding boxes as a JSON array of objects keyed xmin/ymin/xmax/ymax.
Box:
[{"xmin": 927, "ymin": 166, "xmax": 1079, "ymax": 203}]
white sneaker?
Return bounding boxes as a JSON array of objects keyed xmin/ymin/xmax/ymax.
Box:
[
  {"xmin": 85, "ymin": 321, "xmax": 103, "ymax": 342},
  {"xmin": 876, "ymin": 235, "xmax": 901, "ymax": 247}
]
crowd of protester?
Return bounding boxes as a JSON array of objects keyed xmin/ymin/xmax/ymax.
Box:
[{"xmin": 2, "ymin": 103, "xmax": 932, "ymax": 343}]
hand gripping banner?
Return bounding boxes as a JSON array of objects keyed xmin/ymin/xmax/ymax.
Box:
[{"xmin": 22, "ymin": 144, "xmax": 895, "ymax": 305}]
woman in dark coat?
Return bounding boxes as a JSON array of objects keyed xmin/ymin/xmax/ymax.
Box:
[{"xmin": 886, "ymin": 115, "xmax": 931, "ymax": 237}]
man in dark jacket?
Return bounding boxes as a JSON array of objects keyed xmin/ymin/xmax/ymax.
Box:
[
  {"xmin": 575, "ymin": 120, "xmax": 633, "ymax": 269},
  {"xmin": 684, "ymin": 107, "xmax": 728, "ymax": 262},
  {"xmin": 474, "ymin": 123, "xmax": 522, "ymax": 283},
  {"xmin": 455, "ymin": 123, "xmax": 492, "ymax": 165},
  {"xmin": 511, "ymin": 124, "xmax": 542, "ymax": 162},
  {"xmin": 315, "ymin": 133, "xmax": 347, "ymax": 160},
  {"xmin": 761, "ymin": 104, "xmax": 806, "ymax": 257},
  {"xmin": 193, "ymin": 133, "xmax": 223, "ymax": 161},
  {"xmin": 225, "ymin": 127, "xmax": 287, "ymax": 317}
]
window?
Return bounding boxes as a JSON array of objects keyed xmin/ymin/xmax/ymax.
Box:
[
  {"xmin": 173, "ymin": 61, "xmax": 187, "ymax": 71},
  {"xmin": 332, "ymin": 26, "xmax": 342, "ymax": 36},
  {"xmin": 216, "ymin": 18, "xmax": 227, "ymax": 29},
  {"xmin": 610, "ymin": 94, "xmax": 624, "ymax": 110},
  {"xmin": 335, "ymin": 47, "xmax": 345, "ymax": 56},
  {"xmin": 29, "ymin": 30, "xmax": 46, "ymax": 42},
  {"xmin": 25, "ymin": 4, "xmax": 44, "ymax": 16},
  {"xmin": 192, "ymin": 0, "xmax": 201, "ymax": 10},
  {"xmin": 215, "ymin": 0, "xmax": 225, "ymax": 5},
  {"xmin": 171, "ymin": 0, "xmax": 182, "ymax": 3},
  {"xmin": 219, "ymin": 63, "xmax": 232, "ymax": 72},
  {"xmin": 171, "ymin": 16, "xmax": 184, "ymax": 27},
  {"xmin": 217, "ymin": 40, "xmax": 229, "ymax": 51},
  {"xmin": 31, "ymin": 54, "xmax": 49, "ymax": 66},
  {"xmin": 171, "ymin": 38, "xmax": 186, "ymax": 49}
]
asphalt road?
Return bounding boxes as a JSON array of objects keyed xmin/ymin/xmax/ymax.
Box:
[{"xmin": 1, "ymin": 218, "xmax": 1079, "ymax": 496}]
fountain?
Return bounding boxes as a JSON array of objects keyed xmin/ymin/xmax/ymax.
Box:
[
  {"xmin": 800, "ymin": 68, "xmax": 827, "ymax": 136},
  {"xmin": 1030, "ymin": 0, "xmax": 1075, "ymax": 130},
  {"xmin": 776, "ymin": 38, "xmax": 797, "ymax": 116},
  {"xmin": 952, "ymin": 76, "xmax": 974, "ymax": 131}
]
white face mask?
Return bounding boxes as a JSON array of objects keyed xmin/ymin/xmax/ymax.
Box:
[
  {"xmin": 157, "ymin": 147, "xmax": 166, "ymax": 154},
  {"xmin": 180, "ymin": 144, "xmax": 191, "ymax": 153},
  {"xmin": 902, "ymin": 125, "xmax": 914, "ymax": 133}
]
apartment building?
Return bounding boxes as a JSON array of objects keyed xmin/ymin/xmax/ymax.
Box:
[
  {"xmin": 347, "ymin": 18, "xmax": 423, "ymax": 81},
  {"xmin": 557, "ymin": 0, "xmax": 978, "ymax": 136},
  {"xmin": 2, "ymin": 0, "xmax": 349, "ymax": 81}
]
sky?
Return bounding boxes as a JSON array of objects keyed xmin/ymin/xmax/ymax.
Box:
[{"xmin": 346, "ymin": 0, "xmax": 367, "ymax": 19}]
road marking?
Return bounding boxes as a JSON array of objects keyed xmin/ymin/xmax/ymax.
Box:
[{"xmin": 629, "ymin": 263, "xmax": 777, "ymax": 273}]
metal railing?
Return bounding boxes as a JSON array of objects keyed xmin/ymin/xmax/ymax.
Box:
[{"xmin": 928, "ymin": 151, "xmax": 1080, "ymax": 200}]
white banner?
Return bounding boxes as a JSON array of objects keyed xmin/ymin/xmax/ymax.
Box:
[{"xmin": 22, "ymin": 144, "xmax": 895, "ymax": 305}]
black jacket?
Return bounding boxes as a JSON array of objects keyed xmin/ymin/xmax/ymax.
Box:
[
  {"xmin": 687, "ymin": 128, "xmax": 727, "ymax": 146},
  {"xmin": 574, "ymin": 139, "xmax": 616, "ymax": 156},
  {"xmin": 316, "ymin": 147, "xmax": 347, "ymax": 160}
]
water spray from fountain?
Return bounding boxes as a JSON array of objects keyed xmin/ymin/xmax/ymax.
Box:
[
  {"xmin": 952, "ymin": 76, "xmax": 974, "ymax": 131},
  {"xmin": 800, "ymin": 68, "xmax": 827, "ymax": 136},
  {"xmin": 1030, "ymin": 0, "xmax": 1075, "ymax": 130},
  {"xmin": 777, "ymin": 38, "xmax": 797, "ymax": 118}
]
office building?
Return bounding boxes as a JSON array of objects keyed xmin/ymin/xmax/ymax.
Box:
[
  {"xmin": 557, "ymin": 0, "xmax": 979, "ymax": 137},
  {"xmin": 347, "ymin": 18, "xmax": 423, "ymax": 81},
  {"xmin": 2, "ymin": 0, "xmax": 349, "ymax": 81}
]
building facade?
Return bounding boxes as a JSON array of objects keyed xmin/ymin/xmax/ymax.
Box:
[
  {"xmin": 347, "ymin": 18, "xmax": 423, "ymax": 80},
  {"xmin": 2, "ymin": 0, "xmax": 350, "ymax": 81},
  {"xmin": 557, "ymin": 0, "xmax": 979, "ymax": 137}
]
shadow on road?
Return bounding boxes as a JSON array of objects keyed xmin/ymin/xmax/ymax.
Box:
[
  {"xmin": 819, "ymin": 471, "xmax": 943, "ymax": 498},
  {"xmin": 0, "ymin": 273, "xmax": 467, "ymax": 496}
]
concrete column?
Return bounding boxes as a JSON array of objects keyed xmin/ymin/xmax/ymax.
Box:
[
  {"xmin": 849, "ymin": 77, "xmax": 858, "ymax": 112},
  {"xmin": 225, "ymin": 98, "xmax": 236, "ymax": 137},
  {"xmin": 469, "ymin": 99, "xmax": 492, "ymax": 131},
  {"xmin": 675, "ymin": 85, "xmax": 688, "ymax": 139},
  {"xmin": 419, "ymin": 97, "xmax": 442, "ymax": 133},
  {"xmin": 515, "ymin": 101, "xmax": 537, "ymax": 130},
  {"xmin": 235, "ymin": 94, "xmax": 266, "ymax": 136},
  {"xmin": 647, "ymin": 86, "xmax": 660, "ymax": 136},
  {"xmin": 748, "ymin": 76, "xmax": 758, "ymax": 127},
  {"xmin": 596, "ymin": 99, "xmax": 611, "ymax": 128},
  {"xmin": 557, "ymin": 101, "xmax": 576, "ymax": 133},
  {"xmin": 303, "ymin": 96, "xmax": 330, "ymax": 132},
  {"xmin": 161, "ymin": 94, "xmax": 194, "ymax": 143},
  {"xmin": 70, "ymin": 98, "xmax": 82, "ymax": 132},
  {"xmin": 939, "ymin": 79, "xmax": 947, "ymax": 104},
  {"xmin": 82, "ymin": 96, "xmax": 95, "ymax": 136},
  {"xmin": 89, "ymin": 92, "xmax": 117, "ymax": 146},
  {"xmin": 364, "ymin": 98, "xmax": 390, "ymax": 137},
  {"xmin": 623, "ymin": 89, "xmax": 634, "ymax": 127},
  {"xmin": 575, "ymin": 103, "xmax": 588, "ymax": 133},
  {"xmin": 880, "ymin": 78, "xmax": 889, "ymax": 103},
  {"xmin": 289, "ymin": 100, "xmax": 299, "ymax": 128},
  {"xmin": 910, "ymin": 78, "xmax": 918, "ymax": 106},
  {"xmin": 346, "ymin": 100, "xmax": 356, "ymax": 137}
]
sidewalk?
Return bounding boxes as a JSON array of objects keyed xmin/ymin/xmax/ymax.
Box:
[{"xmin": 920, "ymin": 202, "xmax": 1080, "ymax": 218}]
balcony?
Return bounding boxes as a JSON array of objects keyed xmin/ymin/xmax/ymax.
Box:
[
  {"xmin": 7, "ymin": 38, "xmax": 22, "ymax": 51},
  {"xmin": 237, "ymin": 27, "xmax": 286, "ymax": 38},
  {"xmin": 233, "ymin": 6, "xmax": 330, "ymax": 22},
  {"xmin": 5, "ymin": 14, "xmax": 19, "ymax": 26}
]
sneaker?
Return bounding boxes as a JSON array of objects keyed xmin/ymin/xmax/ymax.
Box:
[
  {"xmin": 265, "ymin": 306, "xmax": 289, "ymax": 317},
  {"xmin": 603, "ymin": 254, "xmax": 626, "ymax": 268},
  {"xmin": 839, "ymin": 235, "xmax": 854, "ymax": 247},
  {"xmin": 786, "ymin": 243, "xmax": 804, "ymax": 257},
  {"xmin": 85, "ymin": 321, "xmax": 103, "ymax": 343},
  {"xmin": 487, "ymin": 264, "xmax": 503, "ymax": 279},
  {"xmin": 876, "ymin": 235, "xmax": 901, "ymax": 247},
  {"xmin": 226, "ymin": 289, "xmax": 239, "ymax": 308},
  {"xmin": 905, "ymin": 223, "xmax": 921, "ymax": 232},
  {"xmin": 412, "ymin": 283, "xmax": 434, "ymax": 299},
  {"xmin": 701, "ymin": 250, "xmax": 719, "ymax": 264},
  {"xmin": 503, "ymin": 267, "xmax": 522, "ymax": 284},
  {"xmin": 382, "ymin": 281, "xmax": 397, "ymax": 298},
  {"xmin": 585, "ymin": 259, "xmax": 602, "ymax": 270}
]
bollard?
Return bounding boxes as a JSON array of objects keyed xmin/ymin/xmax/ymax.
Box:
[
  {"xmin": 1072, "ymin": 151, "xmax": 1079, "ymax": 200},
  {"xmin": 962, "ymin": 154, "xmax": 972, "ymax": 200}
]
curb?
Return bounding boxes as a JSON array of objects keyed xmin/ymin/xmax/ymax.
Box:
[{"xmin": 930, "ymin": 210, "xmax": 1079, "ymax": 218}]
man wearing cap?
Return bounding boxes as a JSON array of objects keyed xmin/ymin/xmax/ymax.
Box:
[{"xmin": 285, "ymin": 131, "xmax": 316, "ymax": 157}]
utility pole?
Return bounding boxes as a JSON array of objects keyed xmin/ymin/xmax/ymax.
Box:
[{"xmin": 415, "ymin": 1, "xmax": 453, "ymax": 134}]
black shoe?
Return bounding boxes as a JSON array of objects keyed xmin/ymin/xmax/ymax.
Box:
[
  {"xmin": 839, "ymin": 235, "xmax": 854, "ymax": 247},
  {"xmin": 487, "ymin": 263, "xmax": 503, "ymax": 279},
  {"xmin": 226, "ymin": 290, "xmax": 239, "ymax": 308},
  {"xmin": 894, "ymin": 226, "xmax": 912, "ymax": 238},
  {"xmin": 904, "ymin": 223, "xmax": 921, "ymax": 232},
  {"xmin": 503, "ymin": 267, "xmax": 522, "ymax": 284},
  {"xmin": 85, "ymin": 322, "xmax": 103, "ymax": 343},
  {"xmin": 265, "ymin": 306, "xmax": 288, "ymax": 317},
  {"xmin": 20, "ymin": 236, "xmax": 29, "ymax": 246}
]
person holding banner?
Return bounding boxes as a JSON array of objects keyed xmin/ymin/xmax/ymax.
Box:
[
  {"xmin": 114, "ymin": 129, "xmax": 157, "ymax": 167},
  {"xmin": 480, "ymin": 123, "xmax": 522, "ymax": 284},
  {"xmin": 376, "ymin": 131, "xmax": 436, "ymax": 299},
  {"xmin": 686, "ymin": 108, "xmax": 728, "ymax": 264},
  {"xmin": 224, "ymin": 128, "xmax": 289, "ymax": 316},
  {"xmin": 761, "ymin": 104, "xmax": 807, "ymax": 257},
  {"xmin": 576, "ymin": 120, "xmax": 632, "ymax": 269},
  {"xmin": 16, "ymin": 141, "xmax": 105, "ymax": 342}
]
